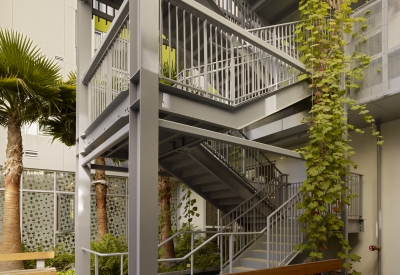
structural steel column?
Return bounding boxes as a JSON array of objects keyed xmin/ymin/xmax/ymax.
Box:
[
  {"xmin": 128, "ymin": 0, "xmax": 159, "ymax": 274},
  {"xmin": 75, "ymin": 1, "xmax": 93, "ymax": 274}
]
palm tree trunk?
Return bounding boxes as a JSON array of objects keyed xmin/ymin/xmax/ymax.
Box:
[
  {"xmin": 95, "ymin": 157, "xmax": 108, "ymax": 242},
  {"xmin": 158, "ymin": 167, "xmax": 175, "ymax": 266},
  {"xmin": 0, "ymin": 117, "xmax": 24, "ymax": 271}
]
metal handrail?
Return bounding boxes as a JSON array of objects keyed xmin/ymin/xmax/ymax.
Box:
[
  {"xmin": 82, "ymin": 247, "xmax": 127, "ymax": 275},
  {"xmin": 156, "ymin": 191, "xmax": 303, "ymax": 274},
  {"xmin": 247, "ymin": 21, "xmax": 302, "ymax": 32}
]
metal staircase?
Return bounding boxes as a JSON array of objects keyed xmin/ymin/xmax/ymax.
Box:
[{"xmin": 159, "ymin": 129, "xmax": 284, "ymax": 214}]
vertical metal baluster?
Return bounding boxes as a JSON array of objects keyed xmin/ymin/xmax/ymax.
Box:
[
  {"xmin": 190, "ymin": 13, "xmax": 194, "ymax": 93},
  {"xmin": 159, "ymin": 3, "xmax": 163, "ymax": 76},
  {"xmin": 183, "ymin": 10, "xmax": 187, "ymax": 91},
  {"xmin": 176, "ymin": 6, "xmax": 179, "ymax": 81},
  {"xmin": 197, "ymin": 17, "xmax": 201, "ymax": 93},
  {"xmin": 215, "ymin": 27, "xmax": 219, "ymax": 97},
  {"xmin": 168, "ymin": 2, "xmax": 171, "ymax": 79},
  {"xmin": 204, "ymin": 19, "xmax": 208, "ymax": 94},
  {"xmin": 191, "ymin": 233, "xmax": 194, "ymax": 275}
]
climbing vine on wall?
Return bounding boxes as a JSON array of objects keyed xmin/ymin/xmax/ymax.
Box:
[{"xmin": 294, "ymin": 1, "xmax": 383, "ymax": 274}]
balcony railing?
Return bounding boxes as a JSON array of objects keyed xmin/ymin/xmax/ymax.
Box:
[
  {"xmin": 83, "ymin": 0, "xmax": 304, "ymax": 120},
  {"xmin": 248, "ymin": 21, "xmax": 301, "ymax": 60}
]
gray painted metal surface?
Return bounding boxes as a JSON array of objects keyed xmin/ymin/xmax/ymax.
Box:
[
  {"xmin": 159, "ymin": 119, "xmax": 302, "ymax": 159},
  {"xmin": 75, "ymin": 1, "xmax": 92, "ymax": 274},
  {"xmin": 128, "ymin": 0, "xmax": 160, "ymax": 274}
]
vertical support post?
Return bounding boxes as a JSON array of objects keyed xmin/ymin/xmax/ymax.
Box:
[
  {"xmin": 382, "ymin": 0, "xmax": 389, "ymax": 95},
  {"xmin": 128, "ymin": 0, "xmax": 159, "ymax": 274},
  {"xmin": 75, "ymin": 1, "xmax": 92, "ymax": 275},
  {"xmin": 376, "ymin": 121, "xmax": 382, "ymax": 275},
  {"xmin": 341, "ymin": 72, "xmax": 348, "ymax": 275}
]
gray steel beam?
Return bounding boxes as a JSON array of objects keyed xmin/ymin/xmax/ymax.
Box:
[
  {"xmin": 75, "ymin": 1, "xmax": 92, "ymax": 274},
  {"xmin": 160, "ymin": 79, "xmax": 310, "ymax": 129},
  {"xmin": 175, "ymin": 0, "xmax": 306, "ymax": 72},
  {"xmin": 159, "ymin": 119, "xmax": 302, "ymax": 159},
  {"xmin": 82, "ymin": 124, "xmax": 129, "ymax": 166},
  {"xmin": 91, "ymin": 164, "xmax": 128, "ymax": 173},
  {"xmin": 128, "ymin": 0, "xmax": 159, "ymax": 274}
]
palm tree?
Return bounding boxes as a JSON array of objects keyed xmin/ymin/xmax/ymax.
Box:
[
  {"xmin": 158, "ymin": 167, "xmax": 175, "ymax": 265},
  {"xmin": 0, "ymin": 29, "xmax": 61, "ymax": 271},
  {"xmin": 40, "ymin": 72, "xmax": 110, "ymax": 242}
]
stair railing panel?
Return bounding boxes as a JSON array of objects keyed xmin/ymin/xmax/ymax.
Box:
[
  {"xmin": 83, "ymin": 0, "xmax": 130, "ymax": 123},
  {"xmin": 160, "ymin": 0, "xmax": 302, "ymax": 106},
  {"xmin": 266, "ymin": 191, "xmax": 304, "ymax": 268},
  {"xmin": 212, "ymin": 0, "xmax": 264, "ymax": 29},
  {"xmin": 248, "ymin": 21, "xmax": 301, "ymax": 60},
  {"xmin": 219, "ymin": 180, "xmax": 301, "ymax": 268},
  {"xmin": 347, "ymin": 173, "xmax": 363, "ymax": 219},
  {"xmin": 202, "ymin": 129, "xmax": 284, "ymax": 192}
]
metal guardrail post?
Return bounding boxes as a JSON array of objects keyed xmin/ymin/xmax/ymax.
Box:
[
  {"xmin": 191, "ymin": 233, "xmax": 194, "ymax": 275},
  {"xmin": 95, "ymin": 254, "xmax": 99, "ymax": 275},
  {"xmin": 229, "ymin": 234, "xmax": 233, "ymax": 273}
]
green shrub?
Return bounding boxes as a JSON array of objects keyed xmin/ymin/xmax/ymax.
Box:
[
  {"xmin": 57, "ymin": 270, "xmax": 76, "ymax": 275},
  {"xmin": 158, "ymin": 223, "xmax": 220, "ymax": 273},
  {"xmin": 90, "ymin": 234, "xmax": 128, "ymax": 275}
]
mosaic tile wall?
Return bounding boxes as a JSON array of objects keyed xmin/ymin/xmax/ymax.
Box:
[
  {"xmin": 56, "ymin": 172, "xmax": 75, "ymax": 192},
  {"xmin": 0, "ymin": 169, "xmax": 128, "ymax": 253},
  {"xmin": 0, "ymin": 190, "xmax": 4, "ymax": 246},
  {"xmin": 0, "ymin": 169, "xmax": 4, "ymax": 245},
  {"xmin": 56, "ymin": 233, "xmax": 75, "ymax": 254},
  {"xmin": 23, "ymin": 170, "xmax": 54, "ymax": 191},
  {"xmin": 22, "ymin": 192, "xmax": 54, "ymax": 250},
  {"xmin": 59, "ymin": 194, "xmax": 75, "ymax": 232},
  {"xmin": 90, "ymin": 177, "xmax": 127, "ymax": 241}
]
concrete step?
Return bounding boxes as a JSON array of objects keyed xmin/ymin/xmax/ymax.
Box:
[
  {"xmin": 249, "ymin": 249, "xmax": 286, "ymax": 259},
  {"xmin": 269, "ymin": 234, "xmax": 301, "ymax": 242},
  {"xmin": 240, "ymin": 257, "xmax": 278, "ymax": 269},
  {"xmin": 259, "ymin": 241, "xmax": 294, "ymax": 251},
  {"xmin": 232, "ymin": 266, "xmax": 257, "ymax": 273}
]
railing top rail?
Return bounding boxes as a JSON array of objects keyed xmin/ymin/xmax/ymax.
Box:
[
  {"xmin": 353, "ymin": 0, "xmax": 380, "ymax": 13},
  {"xmin": 268, "ymin": 191, "xmax": 301, "ymax": 217},
  {"xmin": 82, "ymin": 247, "xmax": 128, "ymax": 257},
  {"xmin": 247, "ymin": 20, "xmax": 302, "ymax": 32},
  {"xmin": 82, "ymin": 0, "xmax": 129, "ymax": 85},
  {"xmin": 158, "ymin": 230, "xmax": 220, "ymax": 247},
  {"xmin": 158, "ymin": 230, "xmax": 269, "ymax": 263},
  {"xmin": 171, "ymin": 0, "xmax": 306, "ymax": 72}
]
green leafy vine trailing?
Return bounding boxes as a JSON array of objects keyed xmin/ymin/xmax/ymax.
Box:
[{"xmin": 294, "ymin": 1, "xmax": 383, "ymax": 274}]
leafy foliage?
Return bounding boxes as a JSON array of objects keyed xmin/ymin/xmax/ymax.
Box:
[
  {"xmin": 158, "ymin": 223, "xmax": 220, "ymax": 273},
  {"xmin": 294, "ymin": 1, "xmax": 382, "ymax": 274},
  {"xmin": 56, "ymin": 271, "xmax": 76, "ymax": 275},
  {"xmin": 178, "ymin": 185, "xmax": 200, "ymax": 224},
  {"xmin": 0, "ymin": 28, "xmax": 61, "ymax": 127},
  {"xmin": 39, "ymin": 71, "xmax": 76, "ymax": 147},
  {"xmin": 90, "ymin": 234, "xmax": 128, "ymax": 275}
]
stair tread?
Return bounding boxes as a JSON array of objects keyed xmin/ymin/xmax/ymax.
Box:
[
  {"xmin": 233, "ymin": 266, "xmax": 257, "ymax": 271},
  {"xmin": 242, "ymin": 257, "xmax": 267, "ymax": 263},
  {"xmin": 252, "ymin": 249, "xmax": 285, "ymax": 254}
]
